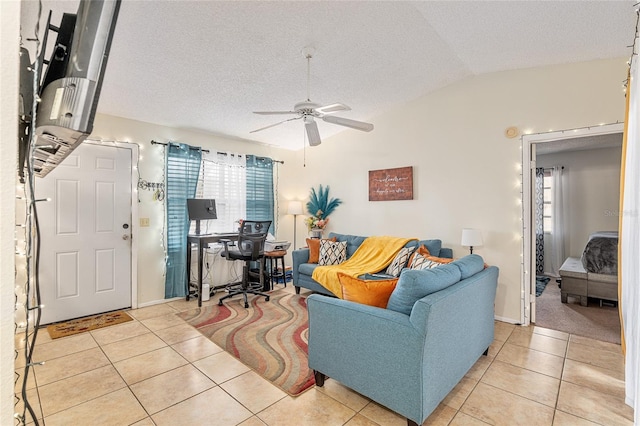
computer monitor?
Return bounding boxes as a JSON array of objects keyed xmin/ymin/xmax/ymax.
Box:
[{"xmin": 187, "ymin": 199, "xmax": 217, "ymax": 235}]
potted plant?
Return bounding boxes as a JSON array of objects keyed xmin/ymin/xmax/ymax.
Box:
[{"xmin": 305, "ymin": 185, "xmax": 342, "ymax": 238}]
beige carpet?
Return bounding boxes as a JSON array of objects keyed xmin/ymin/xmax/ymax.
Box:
[{"xmin": 534, "ymin": 278, "xmax": 621, "ymax": 344}]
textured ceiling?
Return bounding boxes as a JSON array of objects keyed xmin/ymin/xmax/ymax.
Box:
[{"xmin": 21, "ymin": 1, "xmax": 637, "ymax": 150}]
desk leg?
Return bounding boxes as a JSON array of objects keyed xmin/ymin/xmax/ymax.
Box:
[
  {"xmin": 186, "ymin": 242, "xmax": 192, "ymax": 301},
  {"xmin": 198, "ymin": 242, "xmax": 204, "ymax": 307}
]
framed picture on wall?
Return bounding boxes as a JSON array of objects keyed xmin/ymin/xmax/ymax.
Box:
[{"xmin": 368, "ymin": 166, "xmax": 413, "ymax": 201}]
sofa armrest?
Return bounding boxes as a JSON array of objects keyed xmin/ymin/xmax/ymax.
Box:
[
  {"xmin": 307, "ymin": 295, "xmax": 425, "ymax": 416},
  {"xmin": 292, "ymin": 248, "xmax": 310, "ymax": 286}
]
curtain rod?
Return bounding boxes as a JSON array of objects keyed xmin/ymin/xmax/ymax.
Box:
[
  {"xmin": 150, "ymin": 140, "xmax": 283, "ymax": 164},
  {"xmin": 151, "ymin": 140, "xmax": 210, "ymax": 153},
  {"xmin": 216, "ymin": 151, "xmax": 284, "ymax": 164}
]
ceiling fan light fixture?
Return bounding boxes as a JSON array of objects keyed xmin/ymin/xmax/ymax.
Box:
[{"xmin": 249, "ymin": 46, "xmax": 374, "ymax": 145}]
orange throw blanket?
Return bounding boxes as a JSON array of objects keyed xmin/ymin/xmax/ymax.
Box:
[{"xmin": 311, "ymin": 236, "xmax": 416, "ymax": 297}]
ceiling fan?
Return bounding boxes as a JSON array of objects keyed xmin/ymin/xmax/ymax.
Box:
[{"xmin": 250, "ymin": 47, "xmax": 374, "ymax": 146}]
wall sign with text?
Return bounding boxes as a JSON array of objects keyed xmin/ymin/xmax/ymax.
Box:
[{"xmin": 368, "ymin": 166, "xmax": 413, "ymax": 201}]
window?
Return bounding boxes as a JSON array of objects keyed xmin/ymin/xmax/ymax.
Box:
[
  {"xmin": 543, "ymin": 170, "xmax": 553, "ymax": 233},
  {"xmin": 193, "ymin": 152, "xmax": 246, "ymax": 234},
  {"xmin": 246, "ymin": 155, "xmax": 274, "ymax": 234},
  {"xmin": 190, "ymin": 152, "xmax": 275, "ymax": 235}
]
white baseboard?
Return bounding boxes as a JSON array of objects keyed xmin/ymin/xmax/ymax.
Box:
[
  {"xmin": 137, "ymin": 297, "xmax": 183, "ymax": 308},
  {"xmin": 494, "ymin": 315, "xmax": 521, "ymax": 325}
]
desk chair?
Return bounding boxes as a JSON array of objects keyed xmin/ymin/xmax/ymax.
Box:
[{"xmin": 218, "ymin": 220, "xmax": 272, "ymax": 308}]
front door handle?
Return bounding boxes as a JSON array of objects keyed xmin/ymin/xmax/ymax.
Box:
[{"xmin": 122, "ymin": 235, "xmax": 130, "ymax": 240}]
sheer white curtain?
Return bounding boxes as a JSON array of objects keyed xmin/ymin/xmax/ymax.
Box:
[
  {"xmin": 550, "ymin": 166, "xmax": 565, "ymax": 276},
  {"xmin": 621, "ymin": 32, "xmax": 640, "ymax": 419},
  {"xmin": 194, "ymin": 152, "xmax": 246, "ymax": 234}
]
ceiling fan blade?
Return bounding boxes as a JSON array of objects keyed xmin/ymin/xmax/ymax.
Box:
[
  {"xmin": 314, "ymin": 103, "xmax": 351, "ymax": 115},
  {"xmin": 305, "ymin": 119, "xmax": 322, "ymax": 146},
  {"xmin": 253, "ymin": 111, "xmax": 298, "ymax": 115},
  {"xmin": 250, "ymin": 116, "xmax": 301, "ymax": 133},
  {"xmin": 321, "ymin": 115, "xmax": 374, "ymax": 132}
]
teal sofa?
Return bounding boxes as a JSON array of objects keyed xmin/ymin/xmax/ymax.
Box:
[
  {"xmin": 291, "ymin": 232, "xmax": 454, "ymax": 295},
  {"xmin": 307, "ymin": 255, "xmax": 499, "ymax": 426}
]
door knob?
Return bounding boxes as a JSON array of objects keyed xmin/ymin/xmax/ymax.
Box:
[{"xmin": 122, "ymin": 235, "xmax": 130, "ymax": 240}]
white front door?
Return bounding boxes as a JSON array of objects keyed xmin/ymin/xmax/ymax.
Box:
[{"xmin": 37, "ymin": 143, "xmax": 132, "ymax": 324}]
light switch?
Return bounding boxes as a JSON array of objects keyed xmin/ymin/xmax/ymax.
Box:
[{"xmin": 140, "ymin": 217, "xmax": 150, "ymax": 227}]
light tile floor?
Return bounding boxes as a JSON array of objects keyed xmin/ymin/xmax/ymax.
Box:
[{"xmin": 14, "ymin": 285, "xmax": 634, "ymax": 425}]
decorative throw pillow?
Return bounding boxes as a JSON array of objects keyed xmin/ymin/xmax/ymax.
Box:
[
  {"xmin": 426, "ymin": 255, "xmax": 455, "ymax": 265},
  {"xmin": 386, "ymin": 265, "xmax": 462, "ymax": 315},
  {"xmin": 407, "ymin": 245, "xmax": 431, "ymax": 267},
  {"xmin": 385, "ymin": 246, "xmax": 416, "ymax": 277},
  {"xmin": 318, "ymin": 240, "xmax": 347, "ymax": 266},
  {"xmin": 306, "ymin": 237, "xmax": 337, "ymax": 264},
  {"xmin": 408, "ymin": 253, "xmax": 436, "ymax": 270},
  {"xmin": 337, "ymin": 273, "xmax": 398, "ymax": 308}
]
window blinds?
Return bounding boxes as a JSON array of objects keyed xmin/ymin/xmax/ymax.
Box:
[
  {"xmin": 246, "ymin": 155, "xmax": 274, "ymax": 234},
  {"xmin": 195, "ymin": 152, "xmax": 246, "ymax": 234}
]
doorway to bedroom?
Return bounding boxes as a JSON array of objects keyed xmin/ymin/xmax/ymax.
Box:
[{"xmin": 522, "ymin": 123, "xmax": 623, "ymax": 344}]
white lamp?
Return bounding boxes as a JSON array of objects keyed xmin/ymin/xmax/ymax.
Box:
[
  {"xmin": 461, "ymin": 228, "xmax": 483, "ymax": 254},
  {"xmin": 287, "ymin": 201, "xmax": 304, "ymax": 250}
]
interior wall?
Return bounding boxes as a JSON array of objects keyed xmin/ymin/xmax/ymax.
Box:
[
  {"xmin": 90, "ymin": 114, "xmax": 296, "ymax": 306},
  {"xmin": 537, "ymin": 146, "xmax": 622, "ymax": 259},
  {"xmin": 281, "ymin": 57, "xmax": 626, "ymax": 323}
]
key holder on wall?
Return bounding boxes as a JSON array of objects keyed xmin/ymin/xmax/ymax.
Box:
[{"xmin": 138, "ymin": 179, "xmax": 165, "ymax": 201}]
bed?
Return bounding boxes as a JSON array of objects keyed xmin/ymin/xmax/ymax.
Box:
[{"xmin": 559, "ymin": 232, "xmax": 619, "ymax": 306}]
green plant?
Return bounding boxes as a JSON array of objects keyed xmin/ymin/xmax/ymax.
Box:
[{"xmin": 306, "ymin": 185, "xmax": 342, "ymax": 220}]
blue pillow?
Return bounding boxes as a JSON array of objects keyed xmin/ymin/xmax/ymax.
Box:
[
  {"xmin": 386, "ymin": 265, "xmax": 461, "ymax": 315},
  {"xmin": 451, "ymin": 254, "xmax": 485, "ymax": 279}
]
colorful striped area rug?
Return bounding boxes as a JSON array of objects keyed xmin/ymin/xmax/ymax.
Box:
[{"xmin": 178, "ymin": 291, "xmax": 314, "ymax": 396}]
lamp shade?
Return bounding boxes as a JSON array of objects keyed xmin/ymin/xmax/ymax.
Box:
[
  {"xmin": 461, "ymin": 228, "xmax": 483, "ymax": 247},
  {"xmin": 287, "ymin": 200, "xmax": 303, "ymax": 215}
]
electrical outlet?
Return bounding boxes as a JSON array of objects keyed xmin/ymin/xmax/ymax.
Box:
[{"xmin": 140, "ymin": 217, "xmax": 150, "ymax": 227}]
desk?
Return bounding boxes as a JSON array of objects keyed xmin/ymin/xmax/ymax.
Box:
[{"xmin": 186, "ymin": 233, "xmax": 239, "ymax": 307}]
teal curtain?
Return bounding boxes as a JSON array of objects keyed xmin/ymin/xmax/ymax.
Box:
[
  {"xmin": 246, "ymin": 155, "xmax": 274, "ymax": 234},
  {"xmin": 165, "ymin": 143, "xmax": 201, "ymax": 298}
]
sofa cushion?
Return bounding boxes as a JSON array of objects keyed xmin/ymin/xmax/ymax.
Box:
[
  {"xmin": 386, "ymin": 265, "xmax": 462, "ymax": 315},
  {"xmin": 337, "ymin": 273, "xmax": 398, "ymax": 308},
  {"xmin": 318, "ymin": 240, "xmax": 348, "ymax": 265},
  {"xmin": 451, "ymin": 254, "xmax": 485, "ymax": 279},
  {"xmin": 328, "ymin": 233, "xmax": 367, "ymax": 258},
  {"xmin": 299, "ymin": 263, "xmax": 319, "ymax": 276},
  {"xmin": 385, "ymin": 246, "xmax": 416, "ymax": 277},
  {"xmin": 306, "ymin": 237, "xmax": 337, "ymax": 264},
  {"xmin": 405, "ymin": 239, "xmax": 442, "ymax": 257}
]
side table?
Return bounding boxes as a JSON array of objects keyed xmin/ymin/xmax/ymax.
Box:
[{"xmin": 264, "ymin": 250, "xmax": 287, "ymax": 290}]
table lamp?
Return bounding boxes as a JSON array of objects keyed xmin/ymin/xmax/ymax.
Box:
[
  {"xmin": 288, "ymin": 201, "xmax": 303, "ymax": 250},
  {"xmin": 461, "ymin": 228, "xmax": 483, "ymax": 254}
]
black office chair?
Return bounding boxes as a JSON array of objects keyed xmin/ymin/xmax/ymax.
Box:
[{"xmin": 218, "ymin": 220, "xmax": 272, "ymax": 308}]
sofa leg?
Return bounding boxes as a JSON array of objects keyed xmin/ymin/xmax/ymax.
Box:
[
  {"xmin": 483, "ymin": 347, "xmax": 489, "ymax": 356},
  {"xmin": 295, "ymin": 286, "xmax": 301, "ymax": 295},
  {"xmin": 407, "ymin": 420, "xmax": 420, "ymax": 426},
  {"xmin": 314, "ymin": 370, "xmax": 326, "ymax": 387}
]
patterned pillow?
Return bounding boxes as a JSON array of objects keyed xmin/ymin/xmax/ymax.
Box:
[
  {"xmin": 318, "ymin": 240, "xmax": 347, "ymax": 266},
  {"xmin": 385, "ymin": 246, "xmax": 416, "ymax": 277},
  {"xmin": 306, "ymin": 237, "xmax": 337, "ymax": 263},
  {"xmin": 408, "ymin": 253, "xmax": 444, "ymax": 270}
]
